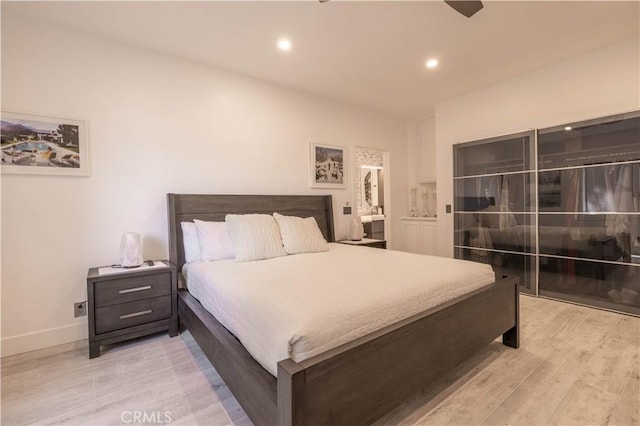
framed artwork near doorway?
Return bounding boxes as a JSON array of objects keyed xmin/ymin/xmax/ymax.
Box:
[{"xmin": 310, "ymin": 142, "xmax": 346, "ymax": 189}]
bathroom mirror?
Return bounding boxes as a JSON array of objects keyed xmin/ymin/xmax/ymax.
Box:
[{"xmin": 361, "ymin": 166, "xmax": 382, "ymax": 207}]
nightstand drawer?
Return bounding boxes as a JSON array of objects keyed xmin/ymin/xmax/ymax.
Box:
[
  {"xmin": 94, "ymin": 295, "xmax": 171, "ymax": 334},
  {"xmin": 94, "ymin": 273, "xmax": 171, "ymax": 307}
]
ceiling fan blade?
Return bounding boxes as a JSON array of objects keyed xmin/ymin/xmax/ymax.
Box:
[{"xmin": 444, "ymin": 1, "xmax": 484, "ymax": 18}]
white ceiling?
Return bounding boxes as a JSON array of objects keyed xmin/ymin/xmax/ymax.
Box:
[{"xmin": 4, "ymin": 1, "xmax": 639, "ymax": 117}]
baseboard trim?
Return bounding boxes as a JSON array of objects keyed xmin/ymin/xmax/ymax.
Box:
[{"xmin": 1, "ymin": 322, "xmax": 87, "ymax": 357}]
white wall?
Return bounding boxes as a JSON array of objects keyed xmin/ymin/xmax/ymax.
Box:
[
  {"xmin": 406, "ymin": 116, "xmax": 437, "ymax": 218},
  {"xmin": 0, "ymin": 15, "xmax": 407, "ymax": 356},
  {"xmin": 434, "ymin": 38, "xmax": 640, "ymax": 258}
]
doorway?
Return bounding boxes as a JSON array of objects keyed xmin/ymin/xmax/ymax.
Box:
[{"xmin": 355, "ymin": 147, "xmax": 391, "ymax": 241}]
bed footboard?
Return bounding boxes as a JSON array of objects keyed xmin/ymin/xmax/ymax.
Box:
[
  {"xmin": 276, "ymin": 275, "xmax": 519, "ymax": 426},
  {"xmin": 178, "ymin": 290, "xmax": 278, "ymax": 424}
]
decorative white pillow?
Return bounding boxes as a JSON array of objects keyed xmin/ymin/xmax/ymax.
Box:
[
  {"xmin": 181, "ymin": 222, "xmax": 201, "ymax": 263},
  {"xmin": 193, "ymin": 219, "xmax": 235, "ymax": 261},
  {"xmin": 225, "ymin": 214, "xmax": 287, "ymax": 262},
  {"xmin": 273, "ymin": 212, "xmax": 329, "ymax": 254}
]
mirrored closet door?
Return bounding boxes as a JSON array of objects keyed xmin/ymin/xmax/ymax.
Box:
[
  {"xmin": 454, "ymin": 111, "xmax": 640, "ymax": 316},
  {"xmin": 537, "ymin": 112, "xmax": 640, "ymax": 316},
  {"xmin": 453, "ymin": 130, "xmax": 537, "ymax": 295}
]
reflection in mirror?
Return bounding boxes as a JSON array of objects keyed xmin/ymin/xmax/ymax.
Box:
[
  {"xmin": 539, "ymin": 256, "xmax": 639, "ymax": 315},
  {"xmin": 361, "ymin": 166, "xmax": 382, "ymax": 207},
  {"xmin": 539, "ymin": 163, "xmax": 640, "ymax": 213},
  {"xmin": 535, "ymin": 111, "xmax": 640, "ymax": 315},
  {"xmin": 454, "ymin": 212, "xmax": 535, "ymax": 254},
  {"xmin": 455, "ymin": 247, "xmax": 535, "ymax": 292},
  {"xmin": 538, "ymin": 115, "xmax": 640, "ymax": 170},
  {"xmin": 538, "ymin": 213, "xmax": 640, "ymax": 263},
  {"xmin": 454, "ymin": 134, "xmax": 532, "ymax": 177},
  {"xmin": 454, "ymin": 173, "xmax": 535, "ymax": 213}
]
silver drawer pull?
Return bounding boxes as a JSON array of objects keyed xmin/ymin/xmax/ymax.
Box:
[
  {"xmin": 119, "ymin": 310, "xmax": 152, "ymax": 320},
  {"xmin": 118, "ymin": 285, "xmax": 152, "ymax": 294}
]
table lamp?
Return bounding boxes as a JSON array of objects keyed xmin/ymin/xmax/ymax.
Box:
[{"xmin": 120, "ymin": 232, "xmax": 143, "ymax": 268}]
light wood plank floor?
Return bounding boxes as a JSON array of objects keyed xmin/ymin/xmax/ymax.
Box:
[{"xmin": 2, "ymin": 296, "xmax": 638, "ymax": 425}]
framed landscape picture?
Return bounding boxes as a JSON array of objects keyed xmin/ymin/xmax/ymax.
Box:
[
  {"xmin": 1, "ymin": 112, "xmax": 89, "ymax": 176},
  {"xmin": 310, "ymin": 142, "xmax": 346, "ymax": 189}
]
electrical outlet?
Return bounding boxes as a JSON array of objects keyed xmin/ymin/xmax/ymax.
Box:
[{"xmin": 74, "ymin": 301, "xmax": 87, "ymax": 317}]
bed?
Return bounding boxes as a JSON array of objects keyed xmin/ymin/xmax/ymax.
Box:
[{"xmin": 167, "ymin": 193, "xmax": 519, "ymax": 426}]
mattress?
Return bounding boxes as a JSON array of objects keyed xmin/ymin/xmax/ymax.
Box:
[{"xmin": 183, "ymin": 243, "xmax": 495, "ymax": 376}]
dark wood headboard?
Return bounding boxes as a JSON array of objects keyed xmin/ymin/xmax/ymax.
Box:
[{"xmin": 167, "ymin": 193, "xmax": 335, "ymax": 273}]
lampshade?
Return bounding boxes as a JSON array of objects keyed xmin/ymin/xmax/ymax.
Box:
[
  {"xmin": 348, "ymin": 216, "xmax": 364, "ymax": 241},
  {"xmin": 120, "ymin": 232, "xmax": 143, "ymax": 267}
]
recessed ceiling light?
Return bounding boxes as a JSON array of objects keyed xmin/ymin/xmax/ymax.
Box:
[
  {"xmin": 425, "ymin": 58, "xmax": 439, "ymax": 69},
  {"xmin": 277, "ymin": 39, "xmax": 292, "ymax": 51},
  {"xmin": 564, "ymin": 126, "xmax": 572, "ymax": 131}
]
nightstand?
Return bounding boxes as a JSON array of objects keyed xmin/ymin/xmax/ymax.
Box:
[
  {"xmin": 86, "ymin": 261, "xmax": 177, "ymax": 358},
  {"xmin": 337, "ymin": 238, "xmax": 387, "ymax": 249}
]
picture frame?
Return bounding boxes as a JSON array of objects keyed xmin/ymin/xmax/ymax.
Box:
[
  {"xmin": 310, "ymin": 142, "xmax": 346, "ymax": 189},
  {"xmin": 1, "ymin": 111, "xmax": 89, "ymax": 176}
]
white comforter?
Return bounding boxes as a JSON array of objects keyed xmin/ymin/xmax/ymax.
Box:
[{"xmin": 184, "ymin": 243, "xmax": 494, "ymax": 376}]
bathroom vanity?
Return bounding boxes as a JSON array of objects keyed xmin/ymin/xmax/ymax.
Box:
[{"xmin": 361, "ymin": 215, "xmax": 385, "ymax": 240}]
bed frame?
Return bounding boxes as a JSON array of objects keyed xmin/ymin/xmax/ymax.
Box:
[{"xmin": 167, "ymin": 193, "xmax": 519, "ymax": 426}]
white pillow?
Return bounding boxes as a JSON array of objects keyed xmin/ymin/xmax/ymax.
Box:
[
  {"xmin": 181, "ymin": 222, "xmax": 201, "ymax": 263},
  {"xmin": 225, "ymin": 214, "xmax": 287, "ymax": 262},
  {"xmin": 273, "ymin": 212, "xmax": 329, "ymax": 254},
  {"xmin": 193, "ymin": 219, "xmax": 235, "ymax": 261}
]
